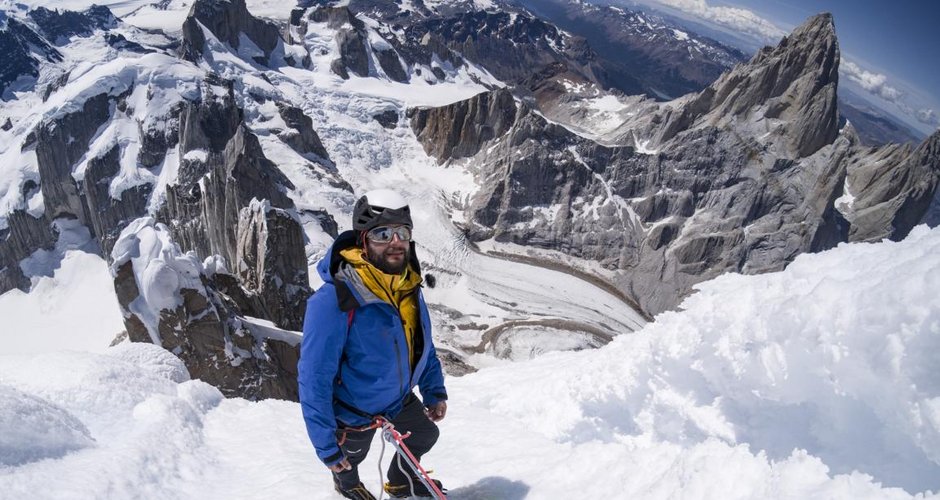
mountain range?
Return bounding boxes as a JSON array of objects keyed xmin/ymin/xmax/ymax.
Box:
[{"xmin": 0, "ymin": 0, "xmax": 937, "ymax": 400}]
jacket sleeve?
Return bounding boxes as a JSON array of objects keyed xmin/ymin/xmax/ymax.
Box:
[
  {"xmin": 298, "ymin": 289, "xmax": 347, "ymax": 466},
  {"xmin": 418, "ymin": 340, "xmax": 448, "ymax": 406},
  {"xmin": 416, "ymin": 293, "xmax": 447, "ymax": 406}
]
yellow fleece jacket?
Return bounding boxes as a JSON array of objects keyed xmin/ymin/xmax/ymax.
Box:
[{"xmin": 339, "ymin": 247, "xmax": 423, "ymax": 368}]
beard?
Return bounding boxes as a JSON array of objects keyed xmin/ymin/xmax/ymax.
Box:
[{"xmin": 366, "ymin": 244, "xmax": 410, "ymax": 275}]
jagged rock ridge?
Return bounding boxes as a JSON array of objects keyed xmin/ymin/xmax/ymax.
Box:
[
  {"xmin": 410, "ymin": 14, "xmax": 940, "ymax": 315},
  {"xmin": 0, "ymin": 1, "xmax": 334, "ymax": 400}
]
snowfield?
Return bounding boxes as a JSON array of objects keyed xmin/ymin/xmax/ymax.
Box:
[
  {"xmin": 2, "ymin": 226, "xmax": 938, "ymax": 499},
  {"xmin": 1, "ymin": 1, "xmax": 939, "ymax": 498}
]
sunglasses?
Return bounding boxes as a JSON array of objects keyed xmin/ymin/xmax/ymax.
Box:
[{"xmin": 367, "ymin": 225, "xmax": 412, "ymax": 243}]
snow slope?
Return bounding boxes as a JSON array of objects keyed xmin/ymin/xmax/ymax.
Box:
[{"xmin": 2, "ymin": 226, "xmax": 938, "ymax": 499}]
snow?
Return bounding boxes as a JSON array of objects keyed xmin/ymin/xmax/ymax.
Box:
[
  {"xmin": 2, "ymin": 1, "xmax": 939, "ymax": 497},
  {"xmin": 835, "ymin": 177, "xmax": 856, "ymax": 215},
  {"xmin": 0, "ymin": 385, "xmax": 95, "ymax": 467},
  {"xmin": 0, "ymin": 223, "xmax": 123, "ymax": 355},
  {"xmin": 2, "ymin": 226, "xmax": 939, "ymax": 498},
  {"xmin": 110, "ymin": 217, "xmax": 206, "ymax": 345}
]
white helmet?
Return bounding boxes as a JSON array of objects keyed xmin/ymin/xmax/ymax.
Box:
[{"xmin": 352, "ymin": 189, "xmax": 412, "ymax": 231}]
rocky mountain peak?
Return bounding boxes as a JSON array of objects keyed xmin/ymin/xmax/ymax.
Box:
[
  {"xmin": 179, "ymin": 0, "xmax": 282, "ymax": 64},
  {"xmin": 922, "ymin": 131, "xmax": 940, "ymax": 226},
  {"xmin": 657, "ymin": 13, "xmax": 840, "ymax": 158},
  {"xmin": 27, "ymin": 5, "xmax": 119, "ymax": 43},
  {"xmin": 0, "ymin": 17, "xmax": 62, "ymax": 98}
]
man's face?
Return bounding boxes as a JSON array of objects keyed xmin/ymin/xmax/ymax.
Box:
[{"xmin": 365, "ymin": 225, "xmax": 411, "ymax": 274}]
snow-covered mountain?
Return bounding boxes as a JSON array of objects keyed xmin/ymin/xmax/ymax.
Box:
[
  {"xmin": 512, "ymin": 0, "xmax": 748, "ymax": 98},
  {"xmin": 1, "ymin": 0, "xmax": 938, "ymax": 388},
  {"xmin": 2, "ymin": 219, "xmax": 939, "ymax": 498},
  {"xmin": 1, "ymin": 0, "xmax": 939, "ymax": 496}
]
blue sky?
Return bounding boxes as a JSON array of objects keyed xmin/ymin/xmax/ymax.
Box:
[{"xmin": 626, "ymin": 0, "xmax": 940, "ymax": 136}]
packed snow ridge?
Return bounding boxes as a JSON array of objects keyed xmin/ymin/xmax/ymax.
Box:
[{"xmin": 2, "ymin": 226, "xmax": 939, "ymax": 499}]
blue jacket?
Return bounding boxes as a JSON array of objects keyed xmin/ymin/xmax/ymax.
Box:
[{"xmin": 298, "ymin": 231, "xmax": 447, "ymax": 466}]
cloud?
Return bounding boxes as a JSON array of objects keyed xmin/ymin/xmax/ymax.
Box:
[
  {"xmin": 646, "ymin": 0, "xmax": 787, "ymax": 42},
  {"xmin": 841, "ymin": 61, "xmax": 904, "ymax": 103},
  {"xmin": 916, "ymin": 108, "xmax": 939, "ymax": 126}
]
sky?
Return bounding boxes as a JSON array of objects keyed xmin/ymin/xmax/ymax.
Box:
[{"xmin": 625, "ymin": 0, "xmax": 940, "ymax": 137}]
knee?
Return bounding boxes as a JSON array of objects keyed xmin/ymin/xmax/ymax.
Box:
[{"xmin": 407, "ymin": 422, "xmax": 439, "ymax": 452}]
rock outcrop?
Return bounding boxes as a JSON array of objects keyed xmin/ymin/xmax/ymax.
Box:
[
  {"xmin": 652, "ymin": 14, "xmax": 840, "ymax": 159},
  {"xmin": 35, "ymin": 92, "xmax": 113, "ymax": 224},
  {"xmin": 841, "ymin": 131, "xmax": 940, "ymax": 241},
  {"xmin": 0, "ymin": 4, "xmax": 321, "ymax": 400},
  {"xmin": 276, "ymin": 103, "xmax": 329, "ymax": 159},
  {"xmin": 410, "ymin": 14, "xmax": 939, "ymax": 316},
  {"xmin": 27, "ymin": 5, "xmax": 118, "ymax": 43},
  {"xmin": 0, "ymin": 18, "xmax": 62, "ymax": 97},
  {"xmin": 179, "ymin": 0, "xmax": 282, "ymax": 64},
  {"xmin": 111, "ymin": 218, "xmax": 301, "ymax": 401},
  {"xmin": 409, "ymin": 89, "xmax": 516, "ymax": 161},
  {"xmin": 160, "ymin": 79, "xmax": 309, "ymax": 332}
]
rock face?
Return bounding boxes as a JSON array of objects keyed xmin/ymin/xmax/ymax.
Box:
[
  {"xmin": 160, "ymin": 79, "xmax": 310, "ymax": 332},
  {"xmin": 0, "ymin": 210, "xmax": 56, "ymax": 292},
  {"xmin": 276, "ymin": 103, "xmax": 329, "ymax": 159},
  {"xmin": 410, "ymin": 14, "xmax": 940, "ymax": 316},
  {"xmin": 179, "ymin": 0, "xmax": 282, "ymax": 64},
  {"xmin": 652, "ymin": 14, "xmax": 840, "ymax": 159},
  {"xmin": 111, "ymin": 218, "xmax": 301, "ymax": 401},
  {"xmin": 409, "ymin": 89, "xmax": 516, "ymax": 161},
  {"xmin": 841, "ymin": 131, "xmax": 940, "ymax": 241},
  {"xmin": 27, "ymin": 5, "xmax": 118, "ymax": 43},
  {"xmin": 0, "ymin": 18, "xmax": 62, "ymax": 97},
  {"xmin": 35, "ymin": 92, "xmax": 113, "ymax": 224},
  {"xmin": 0, "ymin": 4, "xmax": 323, "ymax": 400}
]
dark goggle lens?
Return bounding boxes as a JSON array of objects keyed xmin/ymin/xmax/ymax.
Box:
[{"xmin": 367, "ymin": 226, "xmax": 411, "ymax": 243}]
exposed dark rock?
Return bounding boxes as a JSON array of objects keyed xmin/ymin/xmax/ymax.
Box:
[
  {"xmin": 375, "ymin": 47, "xmax": 407, "ymax": 82},
  {"xmin": 334, "ymin": 25, "xmax": 370, "ymax": 78},
  {"xmin": 843, "ymin": 131, "xmax": 940, "ymax": 241},
  {"xmin": 409, "ymin": 15, "xmax": 936, "ymax": 315},
  {"xmin": 0, "ymin": 18, "xmax": 62, "ymax": 98},
  {"xmin": 159, "ymin": 75, "xmax": 309, "ymax": 332},
  {"xmin": 178, "ymin": 76, "xmax": 242, "ymax": 155},
  {"xmin": 308, "ymin": 5, "xmax": 366, "ymax": 29},
  {"xmin": 80, "ymin": 146, "xmax": 152, "ymax": 255},
  {"xmin": 1, "ymin": 118, "xmax": 11, "ymax": 131},
  {"xmin": 437, "ymin": 348, "xmax": 477, "ymax": 376},
  {"xmin": 409, "ymin": 88, "xmax": 517, "ymax": 162},
  {"xmin": 655, "ymin": 14, "xmax": 840, "ymax": 159},
  {"xmin": 35, "ymin": 92, "xmax": 112, "ymax": 224},
  {"xmin": 275, "ymin": 103, "xmax": 330, "ymax": 159},
  {"xmin": 138, "ymin": 102, "xmax": 183, "ymax": 168},
  {"xmin": 105, "ymin": 33, "xmax": 148, "ymax": 53},
  {"xmin": 28, "ymin": 5, "xmax": 118, "ymax": 43},
  {"xmin": 373, "ymin": 110, "xmax": 398, "ymax": 129},
  {"xmin": 179, "ymin": 0, "xmax": 282, "ymax": 64},
  {"xmin": 41, "ymin": 71, "xmax": 70, "ymax": 102},
  {"xmin": 235, "ymin": 202, "xmax": 310, "ymax": 330},
  {"xmin": 110, "ymin": 225, "xmax": 302, "ymax": 401},
  {"xmin": 302, "ymin": 209, "xmax": 339, "ymax": 239},
  {"xmin": 0, "ymin": 210, "xmax": 56, "ymax": 294}
]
